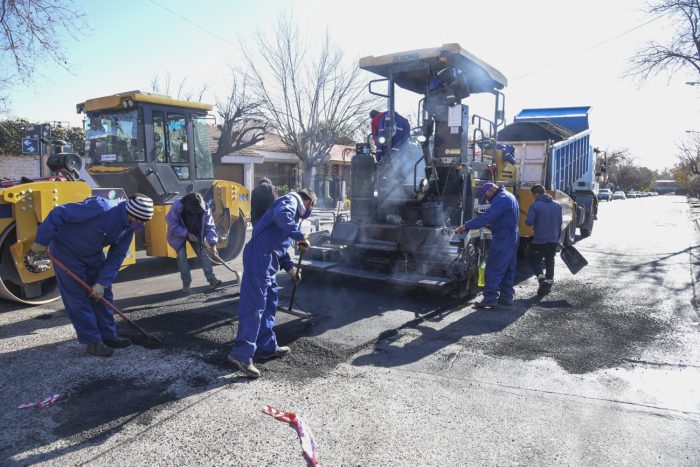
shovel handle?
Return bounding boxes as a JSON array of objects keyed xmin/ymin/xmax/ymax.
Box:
[
  {"xmin": 47, "ymin": 251, "xmax": 163, "ymax": 344},
  {"xmin": 288, "ymin": 251, "xmax": 304, "ymax": 313}
]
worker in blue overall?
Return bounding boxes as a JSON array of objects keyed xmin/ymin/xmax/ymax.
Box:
[
  {"xmin": 455, "ymin": 182, "xmax": 519, "ymax": 308},
  {"xmin": 28, "ymin": 194, "xmax": 154, "ymax": 356},
  {"xmin": 370, "ymin": 109, "xmax": 410, "ymax": 162},
  {"xmin": 227, "ymin": 189, "xmax": 316, "ymax": 378}
]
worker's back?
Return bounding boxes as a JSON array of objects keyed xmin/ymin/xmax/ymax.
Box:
[{"xmin": 250, "ymin": 180, "xmax": 278, "ymax": 226}]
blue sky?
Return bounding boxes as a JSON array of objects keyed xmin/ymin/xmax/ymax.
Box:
[{"xmin": 6, "ymin": 0, "xmax": 700, "ymax": 170}]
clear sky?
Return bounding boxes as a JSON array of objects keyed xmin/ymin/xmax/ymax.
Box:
[{"xmin": 6, "ymin": 0, "xmax": 700, "ymax": 170}]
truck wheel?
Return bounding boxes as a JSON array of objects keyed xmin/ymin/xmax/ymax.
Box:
[
  {"xmin": 580, "ymin": 215, "xmax": 594, "ymax": 237},
  {"xmin": 0, "ymin": 223, "xmax": 60, "ymax": 305},
  {"xmin": 564, "ymin": 210, "xmax": 577, "ymax": 246},
  {"xmin": 218, "ymin": 217, "xmax": 246, "ymax": 262}
]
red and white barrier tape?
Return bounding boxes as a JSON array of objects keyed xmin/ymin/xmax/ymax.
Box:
[
  {"xmin": 18, "ymin": 394, "xmax": 60, "ymax": 409},
  {"xmin": 261, "ymin": 405, "xmax": 319, "ymax": 466}
]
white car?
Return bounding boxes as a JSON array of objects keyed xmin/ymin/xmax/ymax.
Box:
[{"xmin": 612, "ymin": 191, "xmax": 626, "ymax": 200}]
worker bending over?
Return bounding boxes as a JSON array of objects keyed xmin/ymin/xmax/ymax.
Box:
[
  {"xmin": 228, "ymin": 189, "xmax": 316, "ymax": 378},
  {"xmin": 370, "ymin": 109, "xmax": 410, "ymax": 162},
  {"xmin": 166, "ymin": 192, "xmax": 222, "ymax": 293},
  {"xmin": 28, "ymin": 194, "xmax": 154, "ymax": 356},
  {"xmin": 455, "ymin": 183, "xmax": 519, "ymax": 308}
]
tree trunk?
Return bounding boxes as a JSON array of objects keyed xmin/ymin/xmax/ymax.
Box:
[{"xmin": 302, "ymin": 162, "xmax": 315, "ymax": 191}]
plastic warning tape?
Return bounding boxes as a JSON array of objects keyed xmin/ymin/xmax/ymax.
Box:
[{"xmin": 261, "ymin": 405, "xmax": 319, "ymax": 466}]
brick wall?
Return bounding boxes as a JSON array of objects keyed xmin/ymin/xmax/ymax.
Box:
[{"xmin": 0, "ymin": 154, "xmax": 51, "ymax": 180}]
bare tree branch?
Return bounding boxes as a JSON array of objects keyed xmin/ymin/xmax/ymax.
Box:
[
  {"xmin": 213, "ymin": 71, "xmax": 267, "ymax": 162},
  {"xmin": 0, "ymin": 0, "xmax": 85, "ymax": 111},
  {"xmin": 627, "ymin": 0, "xmax": 700, "ymax": 81},
  {"xmin": 242, "ymin": 12, "xmax": 378, "ymax": 189}
]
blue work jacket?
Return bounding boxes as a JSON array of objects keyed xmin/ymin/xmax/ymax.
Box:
[
  {"xmin": 249, "ymin": 193, "xmax": 305, "ymax": 271},
  {"xmin": 35, "ymin": 197, "xmax": 134, "ymax": 287},
  {"xmin": 464, "ymin": 186, "xmax": 520, "ymax": 241},
  {"xmin": 525, "ymin": 194, "xmax": 563, "ymax": 244}
]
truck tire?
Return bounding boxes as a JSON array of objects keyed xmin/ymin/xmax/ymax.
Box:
[
  {"xmin": 580, "ymin": 214, "xmax": 594, "ymax": 237},
  {"xmin": 564, "ymin": 210, "xmax": 576, "ymax": 246}
]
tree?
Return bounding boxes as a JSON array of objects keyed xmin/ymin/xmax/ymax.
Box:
[
  {"xmin": 674, "ymin": 133, "xmax": 700, "ymax": 195},
  {"xmin": 149, "ymin": 71, "xmax": 209, "ymax": 102},
  {"xmin": 627, "ymin": 1, "xmax": 700, "ymax": 81},
  {"xmin": 243, "ymin": 13, "xmax": 377, "ymax": 188},
  {"xmin": 213, "ymin": 72, "xmax": 267, "ymax": 163},
  {"xmin": 0, "ymin": 0, "xmax": 85, "ymax": 110},
  {"xmin": 0, "ymin": 117, "xmax": 29, "ymax": 154},
  {"xmin": 0, "ymin": 119, "xmax": 83, "ymax": 156}
]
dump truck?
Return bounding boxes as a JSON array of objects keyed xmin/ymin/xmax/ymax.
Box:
[
  {"xmin": 0, "ymin": 91, "xmax": 250, "ymax": 305},
  {"xmin": 302, "ymin": 43, "xmax": 511, "ymax": 295},
  {"xmin": 497, "ymin": 107, "xmax": 598, "ymax": 246}
]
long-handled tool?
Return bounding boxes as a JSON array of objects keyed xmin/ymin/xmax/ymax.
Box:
[
  {"xmin": 277, "ymin": 250, "xmax": 312, "ymax": 320},
  {"xmin": 202, "ymin": 242, "xmax": 241, "ymax": 284},
  {"xmin": 47, "ymin": 251, "xmax": 164, "ymax": 345}
]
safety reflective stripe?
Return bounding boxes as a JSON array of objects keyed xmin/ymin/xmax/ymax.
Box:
[{"xmin": 261, "ymin": 405, "xmax": 319, "ymax": 466}]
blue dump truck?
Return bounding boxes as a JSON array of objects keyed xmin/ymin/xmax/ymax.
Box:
[{"xmin": 497, "ymin": 107, "xmax": 599, "ymax": 244}]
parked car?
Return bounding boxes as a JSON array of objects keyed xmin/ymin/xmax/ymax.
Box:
[
  {"xmin": 665, "ymin": 192, "xmax": 676, "ymax": 196},
  {"xmin": 627, "ymin": 190, "xmax": 637, "ymax": 198},
  {"xmin": 612, "ymin": 191, "xmax": 626, "ymax": 200},
  {"xmin": 597, "ymin": 188, "xmax": 612, "ymax": 201}
]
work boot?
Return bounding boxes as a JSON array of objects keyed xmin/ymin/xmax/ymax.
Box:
[
  {"xmin": 86, "ymin": 341, "xmax": 114, "ymax": 357},
  {"xmin": 473, "ymin": 300, "xmax": 498, "ymax": 309},
  {"xmin": 103, "ymin": 336, "xmax": 131, "ymax": 348},
  {"xmin": 497, "ymin": 298, "xmax": 513, "ymax": 306},
  {"xmin": 537, "ymin": 280, "xmax": 553, "ymax": 297},
  {"xmin": 209, "ymin": 278, "xmax": 223, "ymax": 290},
  {"xmin": 226, "ymin": 354, "xmax": 261, "ymax": 379},
  {"xmin": 257, "ymin": 346, "xmax": 291, "ymax": 361},
  {"xmin": 182, "ymin": 283, "xmax": 191, "ymax": 294}
]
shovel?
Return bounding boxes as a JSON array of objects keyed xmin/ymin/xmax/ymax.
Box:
[
  {"xmin": 277, "ymin": 250, "xmax": 312, "ymax": 320},
  {"xmin": 47, "ymin": 252, "xmax": 164, "ymax": 346},
  {"xmin": 560, "ymin": 244, "xmax": 588, "ymax": 275}
]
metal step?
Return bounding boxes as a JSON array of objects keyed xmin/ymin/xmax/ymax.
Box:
[{"xmin": 301, "ymin": 259, "xmax": 453, "ymax": 290}]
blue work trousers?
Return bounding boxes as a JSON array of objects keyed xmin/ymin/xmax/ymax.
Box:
[
  {"xmin": 483, "ymin": 236, "xmax": 519, "ymax": 303},
  {"xmin": 52, "ymin": 245, "xmax": 117, "ymax": 344},
  {"xmin": 176, "ymin": 241, "xmax": 216, "ymax": 286},
  {"xmin": 229, "ymin": 243, "xmax": 280, "ymax": 364}
]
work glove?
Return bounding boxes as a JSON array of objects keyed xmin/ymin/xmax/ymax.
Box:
[
  {"xmin": 187, "ymin": 233, "xmax": 199, "ymax": 242},
  {"xmin": 30, "ymin": 242, "xmax": 48, "ymax": 254},
  {"xmin": 286, "ymin": 267, "xmax": 302, "ymax": 285},
  {"xmin": 297, "ymin": 236, "xmax": 310, "ymax": 253},
  {"xmin": 89, "ymin": 283, "xmax": 106, "ymax": 301}
]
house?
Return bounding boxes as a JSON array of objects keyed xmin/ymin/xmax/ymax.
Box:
[{"xmin": 212, "ymin": 127, "xmax": 352, "ymax": 204}]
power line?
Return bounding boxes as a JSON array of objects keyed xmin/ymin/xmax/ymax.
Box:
[
  {"xmin": 146, "ymin": 0, "xmax": 237, "ymax": 48},
  {"xmin": 511, "ymin": 13, "xmax": 666, "ymax": 82}
]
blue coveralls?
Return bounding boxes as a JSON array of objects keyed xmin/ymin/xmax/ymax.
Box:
[
  {"xmin": 463, "ymin": 187, "xmax": 520, "ymax": 303},
  {"xmin": 229, "ymin": 194, "xmax": 305, "ymax": 364},
  {"xmin": 35, "ymin": 197, "xmax": 134, "ymax": 344}
]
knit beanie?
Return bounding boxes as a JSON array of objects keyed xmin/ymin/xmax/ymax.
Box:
[{"xmin": 126, "ymin": 193, "xmax": 154, "ymax": 221}]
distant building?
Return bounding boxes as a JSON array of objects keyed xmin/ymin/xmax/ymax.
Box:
[
  {"xmin": 653, "ymin": 179, "xmax": 683, "ymax": 194},
  {"xmin": 210, "ymin": 126, "xmax": 351, "ymax": 204}
]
